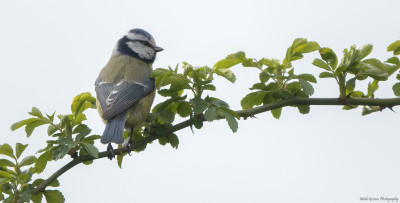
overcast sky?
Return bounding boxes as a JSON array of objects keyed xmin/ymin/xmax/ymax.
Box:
[{"xmin": 1, "ymin": 0, "xmax": 399, "ymax": 203}]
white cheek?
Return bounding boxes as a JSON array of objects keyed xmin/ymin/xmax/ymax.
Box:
[{"xmin": 126, "ymin": 41, "xmax": 155, "ymax": 60}]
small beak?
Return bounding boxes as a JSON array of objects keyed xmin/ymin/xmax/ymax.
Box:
[{"xmin": 154, "ymin": 46, "xmax": 164, "ymax": 52}]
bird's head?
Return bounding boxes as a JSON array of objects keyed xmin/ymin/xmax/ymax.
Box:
[{"xmin": 114, "ymin": 28, "xmax": 163, "ymax": 63}]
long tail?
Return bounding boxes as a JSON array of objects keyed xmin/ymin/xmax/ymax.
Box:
[{"xmin": 100, "ymin": 113, "xmax": 127, "ymax": 144}]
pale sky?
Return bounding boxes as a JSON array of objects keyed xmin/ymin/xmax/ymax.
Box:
[{"xmin": 1, "ymin": 0, "xmax": 399, "ymax": 203}]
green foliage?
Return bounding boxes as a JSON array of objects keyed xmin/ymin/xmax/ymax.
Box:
[
  {"xmin": 151, "ymin": 62, "xmax": 239, "ymax": 134},
  {"xmin": 237, "ymin": 38, "xmax": 320, "ymax": 118},
  {"xmin": 0, "ymin": 143, "xmax": 62, "ymax": 203},
  {"xmin": 314, "ymin": 44, "xmax": 399, "ymax": 101},
  {"xmin": 3, "ymin": 38, "xmax": 400, "ymax": 202},
  {"xmin": 5, "ymin": 93, "xmax": 99, "ymax": 201},
  {"xmin": 387, "ymin": 40, "xmax": 400, "ymax": 55}
]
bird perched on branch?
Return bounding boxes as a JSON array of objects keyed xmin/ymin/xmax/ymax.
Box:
[{"xmin": 95, "ymin": 28, "xmax": 163, "ymax": 159}]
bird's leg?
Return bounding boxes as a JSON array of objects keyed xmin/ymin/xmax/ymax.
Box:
[
  {"xmin": 127, "ymin": 127, "xmax": 134, "ymax": 155},
  {"xmin": 107, "ymin": 143, "xmax": 115, "ymax": 160}
]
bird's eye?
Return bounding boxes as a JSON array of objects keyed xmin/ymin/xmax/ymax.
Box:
[{"xmin": 141, "ymin": 41, "xmax": 151, "ymax": 47}]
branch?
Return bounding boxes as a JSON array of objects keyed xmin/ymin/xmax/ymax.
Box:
[{"xmin": 32, "ymin": 97, "xmax": 400, "ymax": 194}]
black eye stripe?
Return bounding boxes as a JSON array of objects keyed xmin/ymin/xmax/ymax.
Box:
[{"xmin": 129, "ymin": 39, "xmax": 152, "ymax": 47}]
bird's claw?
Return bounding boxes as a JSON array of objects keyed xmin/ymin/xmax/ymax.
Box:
[
  {"xmin": 126, "ymin": 136, "xmax": 133, "ymax": 156},
  {"xmin": 107, "ymin": 143, "xmax": 115, "ymax": 160}
]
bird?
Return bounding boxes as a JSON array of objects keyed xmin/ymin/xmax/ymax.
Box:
[{"xmin": 95, "ymin": 28, "xmax": 163, "ymax": 159}]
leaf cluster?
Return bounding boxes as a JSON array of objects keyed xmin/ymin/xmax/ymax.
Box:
[
  {"xmin": 234, "ymin": 38, "xmax": 320, "ymax": 118},
  {"xmin": 3, "ymin": 93, "xmax": 101, "ymax": 202},
  {"xmin": 3, "ymin": 38, "xmax": 400, "ymax": 202},
  {"xmin": 0, "ymin": 143, "xmax": 63, "ymax": 203},
  {"xmin": 313, "ymin": 42, "xmax": 400, "ymax": 112},
  {"xmin": 151, "ymin": 62, "xmax": 240, "ymax": 134}
]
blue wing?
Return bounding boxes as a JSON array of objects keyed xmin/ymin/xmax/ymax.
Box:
[{"xmin": 95, "ymin": 78, "xmax": 155, "ymax": 120}]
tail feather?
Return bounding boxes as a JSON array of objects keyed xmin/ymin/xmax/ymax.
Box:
[{"xmin": 100, "ymin": 113, "xmax": 127, "ymax": 144}]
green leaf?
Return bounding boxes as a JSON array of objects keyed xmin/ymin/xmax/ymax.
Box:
[
  {"xmin": 296, "ymin": 74, "xmax": 317, "ymax": 83},
  {"xmin": 203, "ymin": 84, "xmax": 216, "ymax": 91},
  {"xmin": 312, "ymin": 58, "xmax": 331, "ymax": 71},
  {"xmin": 361, "ymin": 106, "xmax": 380, "ymax": 116},
  {"xmin": 271, "ymin": 108, "xmax": 282, "ymax": 119},
  {"xmin": 224, "ymin": 112, "xmax": 238, "ymax": 132},
  {"xmin": 44, "ymin": 190, "xmax": 65, "ymax": 203},
  {"xmin": 319, "ymin": 48, "xmax": 338, "ymax": 69},
  {"xmin": 346, "ymin": 78, "xmax": 356, "ymax": 91},
  {"xmin": 159, "ymin": 110, "xmax": 175, "ymax": 124},
  {"xmin": 167, "ymin": 134, "xmax": 179, "ymax": 149},
  {"xmin": 387, "ymin": 40, "xmax": 400, "ymax": 55},
  {"xmin": 359, "ymin": 44, "xmax": 373, "ymax": 59},
  {"xmin": 386, "ymin": 57, "xmax": 400, "ymax": 65},
  {"xmin": 334, "ymin": 64, "xmax": 348, "ymax": 76},
  {"xmin": 0, "ymin": 159, "xmax": 15, "ymax": 167},
  {"xmin": 259, "ymin": 72, "xmax": 270, "ymax": 83},
  {"xmin": 286, "ymin": 82, "xmax": 302, "ymax": 95},
  {"xmin": 81, "ymin": 135, "xmax": 102, "ymax": 144},
  {"xmin": 220, "ymin": 107, "xmax": 240, "ymax": 119},
  {"xmin": 25, "ymin": 120, "xmax": 47, "ymax": 137},
  {"xmin": 167, "ymin": 75, "xmax": 192, "ymax": 91},
  {"xmin": 0, "ymin": 171, "xmax": 12, "ymax": 179},
  {"xmin": 81, "ymin": 143, "xmax": 99, "ymax": 158},
  {"xmin": 0, "ymin": 144, "xmax": 15, "ymax": 160},
  {"xmin": 349, "ymin": 91, "xmax": 364, "ymax": 98},
  {"xmin": 71, "ymin": 92, "xmax": 96, "ymax": 115},
  {"xmin": 117, "ymin": 155, "xmax": 123, "ymax": 169},
  {"xmin": 263, "ymin": 58, "xmax": 281, "ymax": 69},
  {"xmin": 361, "ymin": 59, "xmax": 389, "ymax": 80},
  {"xmin": 52, "ymin": 145, "xmax": 70, "ymax": 161},
  {"xmin": 18, "ymin": 186, "xmax": 34, "ymax": 201},
  {"xmin": 214, "ymin": 68, "xmax": 236, "ymax": 83},
  {"xmin": 73, "ymin": 113, "xmax": 87, "ymax": 125},
  {"xmin": 19, "ymin": 155, "xmax": 37, "ymax": 167},
  {"xmin": 73, "ymin": 124, "xmax": 92, "ymax": 141},
  {"xmin": 191, "ymin": 116, "xmax": 203, "ymax": 129},
  {"xmin": 18, "ymin": 173, "xmax": 31, "ymax": 182},
  {"xmin": 209, "ymin": 98, "xmax": 229, "ymax": 108},
  {"xmin": 319, "ymin": 72, "xmax": 335, "ymax": 78},
  {"xmin": 28, "ymin": 107, "xmax": 44, "ymax": 118},
  {"xmin": 240, "ymin": 91, "xmax": 267, "ymax": 109},
  {"xmin": 393, "ymin": 83, "xmax": 400, "ymax": 96},
  {"xmin": 10, "ymin": 118, "xmax": 39, "ymax": 131},
  {"xmin": 15, "ymin": 143, "xmax": 28, "ymax": 159},
  {"xmin": 48, "ymin": 179, "xmax": 60, "ymax": 187},
  {"xmin": 35, "ymin": 151, "xmax": 49, "ymax": 174},
  {"xmin": 294, "ymin": 41, "xmax": 320, "ymax": 54},
  {"xmin": 46, "ymin": 112, "xmax": 55, "ymax": 122},
  {"xmin": 177, "ymin": 101, "xmax": 192, "ymax": 118},
  {"xmin": 204, "ymin": 107, "xmax": 218, "ymax": 122},
  {"xmin": 47, "ymin": 125, "xmax": 58, "ymax": 136},
  {"xmin": 158, "ymin": 136, "xmax": 168, "ymax": 146},
  {"xmin": 367, "ymin": 80, "xmax": 379, "ymax": 97},
  {"xmin": 297, "ymin": 105, "xmax": 310, "ymax": 114},
  {"xmin": 190, "ymin": 98, "xmax": 209, "ymax": 115},
  {"xmin": 213, "ymin": 52, "xmax": 243, "ymax": 69},
  {"xmin": 31, "ymin": 193, "xmax": 43, "ymax": 203},
  {"xmin": 250, "ymin": 83, "xmax": 267, "ymax": 90},
  {"xmin": 298, "ymin": 79, "xmax": 314, "ymax": 96}
]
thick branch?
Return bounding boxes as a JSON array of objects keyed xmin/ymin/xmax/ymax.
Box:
[{"xmin": 32, "ymin": 97, "xmax": 400, "ymax": 194}]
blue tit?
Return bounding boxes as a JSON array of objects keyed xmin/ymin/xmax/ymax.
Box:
[{"xmin": 95, "ymin": 28, "xmax": 163, "ymax": 153}]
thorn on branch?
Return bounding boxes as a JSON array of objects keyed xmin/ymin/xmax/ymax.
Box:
[{"xmin": 338, "ymin": 97, "xmax": 347, "ymax": 105}]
